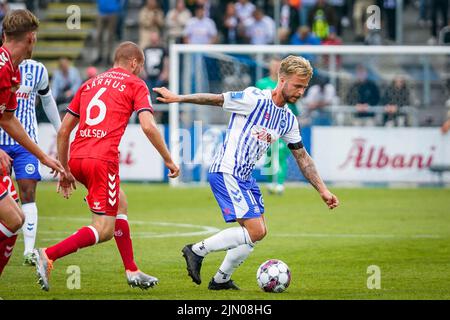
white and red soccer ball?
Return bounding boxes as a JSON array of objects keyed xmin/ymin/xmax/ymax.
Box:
[{"xmin": 256, "ymin": 259, "xmax": 291, "ymax": 293}]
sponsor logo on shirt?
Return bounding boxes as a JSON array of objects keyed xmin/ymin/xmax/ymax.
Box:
[
  {"xmin": 251, "ymin": 125, "xmax": 273, "ymax": 143},
  {"xmin": 230, "ymin": 91, "xmax": 244, "ymax": 100}
]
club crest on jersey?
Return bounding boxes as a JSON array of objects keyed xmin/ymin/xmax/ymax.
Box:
[
  {"xmin": 280, "ymin": 119, "xmax": 287, "ymax": 129},
  {"xmin": 25, "ymin": 164, "xmax": 36, "ymax": 174},
  {"xmin": 251, "ymin": 125, "xmax": 273, "ymax": 143},
  {"xmin": 25, "ymin": 73, "xmax": 33, "ymax": 81},
  {"xmin": 230, "ymin": 91, "xmax": 244, "ymax": 100}
]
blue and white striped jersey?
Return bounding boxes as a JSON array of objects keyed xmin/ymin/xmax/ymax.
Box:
[
  {"xmin": 0, "ymin": 59, "xmax": 49, "ymax": 145},
  {"xmin": 210, "ymin": 87, "xmax": 302, "ymax": 181}
]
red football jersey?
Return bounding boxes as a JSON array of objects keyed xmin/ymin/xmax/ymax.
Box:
[
  {"xmin": 67, "ymin": 67, "xmax": 153, "ymax": 162},
  {"xmin": 0, "ymin": 46, "xmax": 21, "ymax": 116}
]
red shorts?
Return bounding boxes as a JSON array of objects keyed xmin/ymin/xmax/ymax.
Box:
[
  {"xmin": 69, "ymin": 157, "xmax": 120, "ymax": 216},
  {"xmin": 0, "ymin": 174, "xmax": 19, "ymax": 202}
]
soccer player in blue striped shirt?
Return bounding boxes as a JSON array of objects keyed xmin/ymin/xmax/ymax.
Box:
[
  {"xmin": 154, "ymin": 55, "xmax": 339, "ymax": 290},
  {"xmin": 0, "ymin": 59, "xmax": 61, "ymax": 265}
]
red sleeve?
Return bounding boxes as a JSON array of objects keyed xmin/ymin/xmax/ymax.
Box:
[
  {"xmin": 5, "ymin": 91, "xmax": 17, "ymax": 112},
  {"xmin": 66, "ymin": 86, "xmax": 82, "ymax": 117},
  {"xmin": 133, "ymin": 80, "xmax": 153, "ymax": 114},
  {"xmin": 0, "ymin": 65, "xmax": 12, "ymax": 106}
]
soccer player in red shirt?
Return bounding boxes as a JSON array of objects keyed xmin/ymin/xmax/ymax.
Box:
[
  {"xmin": 32, "ymin": 41, "xmax": 179, "ymax": 291},
  {"xmin": 0, "ymin": 10, "xmax": 64, "ymax": 277}
]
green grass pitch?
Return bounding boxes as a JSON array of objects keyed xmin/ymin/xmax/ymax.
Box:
[{"xmin": 0, "ymin": 182, "xmax": 449, "ymax": 300}]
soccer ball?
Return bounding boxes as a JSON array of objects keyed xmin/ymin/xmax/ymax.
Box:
[{"xmin": 256, "ymin": 259, "xmax": 291, "ymax": 293}]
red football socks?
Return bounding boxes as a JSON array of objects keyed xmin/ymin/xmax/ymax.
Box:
[
  {"xmin": 45, "ymin": 226, "xmax": 98, "ymax": 262},
  {"xmin": 114, "ymin": 215, "xmax": 138, "ymax": 272}
]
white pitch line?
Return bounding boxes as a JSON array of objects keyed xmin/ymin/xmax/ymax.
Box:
[
  {"xmin": 15, "ymin": 216, "xmax": 445, "ymax": 242},
  {"xmin": 271, "ymin": 233, "xmax": 443, "ymax": 239},
  {"xmin": 21, "ymin": 216, "xmax": 220, "ymax": 242}
]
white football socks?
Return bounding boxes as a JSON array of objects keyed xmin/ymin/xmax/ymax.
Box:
[
  {"xmin": 22, "ymin": 202, "xmax": 38, "ymax": 256},
  {"xmin": 192, "ymin": 226, "xmax": 253, "ymax": 257},
  {"xmin": 214, "ymin": 243, "xmax": 255, "ymax": 283}
]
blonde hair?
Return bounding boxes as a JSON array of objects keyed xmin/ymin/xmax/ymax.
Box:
[
  {"xmin": 2, "ymin": 9, "xmax": 39, "ymax": 40},
  {"xmin": 279, "ymin": 55, "xmax": 313, "ymax": 79}
]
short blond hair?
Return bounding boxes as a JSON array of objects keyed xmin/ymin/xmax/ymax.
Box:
[
  {"xmin": 279, "ymin": 55, "xmax": 313, "ymax": 79},
  {"xmin": 2, "ymin": 9, "xmax": 39, "ymax": 40}
]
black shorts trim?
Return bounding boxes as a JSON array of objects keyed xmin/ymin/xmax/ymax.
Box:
[{"xmin": 90, "ymin": 209, "xmax": 106, "ymax": 215}]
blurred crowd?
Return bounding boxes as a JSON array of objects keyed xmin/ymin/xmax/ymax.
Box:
[{"xmin": 0, "ymin": 0, "xmax": 448, "ymax": 127}]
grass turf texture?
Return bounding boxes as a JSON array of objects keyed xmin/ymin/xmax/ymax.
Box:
[{"xmin": 0, "ymin": 183, "xmax": 449, "ymax": 300}]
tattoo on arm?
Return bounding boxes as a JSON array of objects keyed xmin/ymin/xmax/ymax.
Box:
[
  {"xmin": 292, "ymin": 148, "xmax": 327, "ymax": 193},
  {"xmin": 180, "ymin": 93, "xmax": 224, "ymax": 107}
]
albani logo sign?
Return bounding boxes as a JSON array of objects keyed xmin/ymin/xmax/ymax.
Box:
[
  {"xmin": 339, "ymin": 138, "xmax": 435, "ymax": 170},
  {"xmin": 312, "ymin": 127, "xmax": 449, "ymax": 183}
]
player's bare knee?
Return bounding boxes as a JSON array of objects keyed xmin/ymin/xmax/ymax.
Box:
[
  {"xmin": 9, "ymin": 211, "xmax": 25, "ymax": 232},
  {"xmin": 249, "ymin": 227, "xmax": 266, "ymax": 242}
]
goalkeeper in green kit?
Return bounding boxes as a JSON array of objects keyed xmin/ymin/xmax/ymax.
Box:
[{"xmin": 256, "ymin": 57, "xmax": 300, "ymax": 195}]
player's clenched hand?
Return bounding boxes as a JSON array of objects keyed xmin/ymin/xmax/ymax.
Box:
[
  {"xmin": 153, "ymin": 87, "xmax": 180, "ymax": 104},
  {"xmin": 320, "ymin": 189, "xmax": 339, "ymax": 210},
  {"xmin": 0, "ymin": 149, "xmax": 12, "ymax": 174},
  {"xmin": 57, "ymin": 172, "xmax": 77, "ymax": 199},
  {"xmin": 165, "ymin": 160, "xmax": 180, "ymax": 178},
  {"xmin": 40, "ymin": 155, "xmax": 65, "ymax": 177}
]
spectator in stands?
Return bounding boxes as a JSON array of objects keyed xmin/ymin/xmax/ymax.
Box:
[
  {"xmin": 321, "ymin": 26, "xmax": 343, "ymax": 68},
  {"xmin": 353, "ymin": 0, "xmax": 375, "ymax": 42},
  {"xmin": 278, "ymin": 0, "xmax": 300, "ymax": 44},
  {"xmin": 138, "ymin": 0, "xmax": 165, "ymax": 49},
  {"xmin": 346, "ymin": 65, "xmax": 380, "ymax": 126},
  {"xmin": 235, "ymin": 0, "xmax": 256, "ymax": 27},
  {"xmin": 183, "ymin": 4, "xmax": 218, "ymax": 44},
  {"xmin": 221, "ymin": 2, "xmax": 239, "ymax": 44},
  {"xmin": 116, "ymin": 0, "xmax": 128, "ymax": 41},
  {"xmin": 302, "ymin": 77, "xmax": 338, "ymax": 126},
  {"xmin": 143, "ymin": 31, "xmax": 169, "ymax": 101},
  {"xmin": 300, "ymin": 0, "xmax": 317, "ymax": 27},
  {"xmin": 382, "ymin": 0, "xmax": 396, "ymax": 42},
  {"xmin": 327, "ymin": 0, "xmax": 349, "ymax": 36},
  {"xmin": 51, "ymin": 57, "xmax": 82, "ymax": 108},
  {"xmin": 289, "ymin": 26, "xmax": 321, "ymax": 63},
  {"xmin": 418, "ymin": 0, "xmax": 430, "ymax": 27},
  {"xmin": 308, "ymin": 0, "xmax": 337, "ymax": 41},
  {"xmin": 0, "ymin": 0, "xmax": 9, "ymax": 34},
  {"xmin": 245, "ymin": 7, "xmax": 275, "ymax": 45},
  {"xmin": 382, "ymin": 75, "xmax": 411, "ymax": 127},
  {"xmin": 166, "ymin": 0, "xmax": 192, "ymax": 44},
  {"xmin": 95, "ymin": 0, "xmax": 121, "ymax": 65},
  {"xmin": 428, "ymin": 0, "xmax": 448, "ymax": 45}
]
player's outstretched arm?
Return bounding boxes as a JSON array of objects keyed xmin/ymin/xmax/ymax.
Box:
[
  {"xmin": 291, "ymin": 147, "xmax": 339, "ymax": 210},
  {"xmin": 138, "ymin": 111, "xmax": 180, "ymax": 178},
  {"xmin": 0, "ymin": 112, "xmax": 65, "ymax": 175},
  {"xmin": 153, "ymin": 87, "xmax": 224, "ymax": 107},
  {"xmin": 56, "ymin": 112, "xmax": 79, "ymax": 198}
]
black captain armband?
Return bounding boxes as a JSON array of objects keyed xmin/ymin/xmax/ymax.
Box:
[
  {"xmin": 287, "ymin": 141, "xmax": 304, "ymax": 150},
  {"xmin": 38, "ymin": 85, "xmax": 50, "ymax": 96}
]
